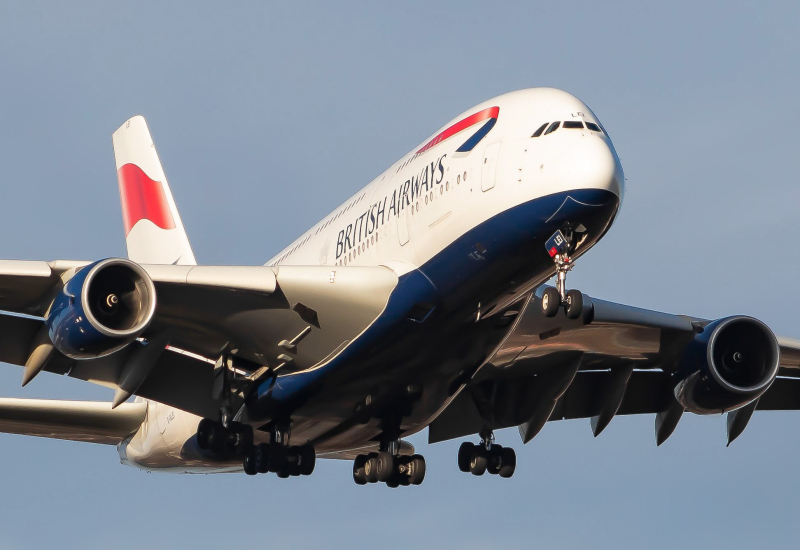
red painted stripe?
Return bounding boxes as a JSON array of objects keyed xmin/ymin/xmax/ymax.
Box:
[
  {"xmin": 416, "ymin": 106, "xmax": 499, "ymax": 155},
  {"xmin": 117, "ymin": 163, "xmax": 176, "ymax": 236}
]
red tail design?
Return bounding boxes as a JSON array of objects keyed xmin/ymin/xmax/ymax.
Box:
[{"xmin": 117, "ymin": 163, "xmax": 176, "ymax": 236}]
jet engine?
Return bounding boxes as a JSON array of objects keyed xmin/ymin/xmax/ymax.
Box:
[
  {"xmin": 47, "ymin": 258, "xmax": 156, "ymax": 359},
  {"xmin": 675, "ymin": 316, "xmax": 779, "ymax": 414}
]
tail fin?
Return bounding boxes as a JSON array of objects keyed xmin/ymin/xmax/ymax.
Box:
[{"xmin": 112, "ymin": 116, "xmax": 197, "ymax": 265}]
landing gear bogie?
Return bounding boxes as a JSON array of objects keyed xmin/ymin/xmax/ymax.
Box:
[
  {"xmin": 352, "ymin": 451, "xmax": 426, "ymax": 487},
  {"xmin": 245, "ymin": 441, "xmax": 315, "ymax": 478},
  {"xmin": 459, "ymin": 435, "xmax": 516, "ymax": 479},
  {"xmin": 196, "ymin": 418, "xmax": 254, "ymax": 456}
]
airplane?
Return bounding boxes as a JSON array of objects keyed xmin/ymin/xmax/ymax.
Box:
[{"xmin": 1, "ymin": 87, "xmax": 799, "ymax": 488}]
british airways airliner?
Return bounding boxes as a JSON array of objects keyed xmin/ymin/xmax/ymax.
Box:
[{"xmin": 1, "ymin": 88, "xmax": 798, "ymax": 487}]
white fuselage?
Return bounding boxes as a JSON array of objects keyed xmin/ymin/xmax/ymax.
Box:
[
  {"xmin": 267, "ymin": 88, "xmax": 623, "ymax": 275},
  {"xmin": 119, "ymin": 87, "xmax": 625, "ymax": 473}
]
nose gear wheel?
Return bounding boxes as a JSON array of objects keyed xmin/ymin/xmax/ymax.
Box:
[{"xmin": 542, "ymin": 229, "xmax": 584, "ymax": 319}]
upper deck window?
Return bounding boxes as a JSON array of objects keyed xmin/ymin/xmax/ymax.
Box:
[
  {"xmin": 563, "ymin": 121, "xmax": 584, "ymax": 129},
  {"xmin": 544, "ymin": 121, "xmax": 560, "ymax": 135},
  {"xmin": 585, "ymin": 122, "xmax": 602, "ymax": 133},
  {"xmin": 531, "ymin": 123, "xmax": 548, "ymax": 138}
]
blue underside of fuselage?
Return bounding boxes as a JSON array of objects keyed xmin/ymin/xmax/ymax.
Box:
[{"xmin": 247, "ymin": 188, "xmax": 620, "ymax": 422}]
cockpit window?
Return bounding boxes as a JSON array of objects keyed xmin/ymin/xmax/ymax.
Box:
[
  {"xmin": 531, "ymin": 123, "xmax": 548, "ymax": 138},
  {"xmin": 563, "ymin": 121, "xmax": 584, "ymax": 129},
  {"xmin": 544, "ymin": 121, "xmax": 560, "ymax": 135},
  {"xmin": 585, "ymin": 122, "xmax": 602, "ymax": 132}
]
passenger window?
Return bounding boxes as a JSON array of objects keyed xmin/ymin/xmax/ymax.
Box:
[
  {"xmin": 563, "ymin": 121, "xmax": 584, "ymax": 129},
  {"xmin": 531, "ymin": 123, "xmax": 548, "ymax": 137},
  {"xmin": 585, "ymin": 122, "xmax": 602, "ymax": 132},
  {"xmin": 544, "ymin": 121, "xmax": 560, "ymax": 135}
]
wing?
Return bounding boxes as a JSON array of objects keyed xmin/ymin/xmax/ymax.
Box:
[
  {"xmin": 0, "ymin": 398, "xmax": 145, "ymax": 445},
  {"xmin": 0, "ymin": 114, "xmax": 400, "ymax": 420},
  {"xmin": 429, "ymin": 287, "xmax": 800, "ymax": 446},
  {"xmin": 0, "ymin": 261, "xmax": 398, "ymax": 418}
]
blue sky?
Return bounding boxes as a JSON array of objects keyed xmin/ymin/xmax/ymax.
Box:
[{"xmin": 1, "ymin": 2, "xmax": 799, "ymax": 548}]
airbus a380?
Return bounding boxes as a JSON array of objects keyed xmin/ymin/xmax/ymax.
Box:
[{"xmin": 1, "ymin": 88, "xmax": 799, "ymax": 487}]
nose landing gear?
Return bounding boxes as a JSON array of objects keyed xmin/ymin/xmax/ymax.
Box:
[{"xmin": 542, "ymin": 229, "xmax": 584, "ymax": 320}]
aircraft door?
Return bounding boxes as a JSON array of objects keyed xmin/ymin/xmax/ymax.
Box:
[{"xmin": 481, "ymin": 141, "xmax": 502, "ymax": 192}]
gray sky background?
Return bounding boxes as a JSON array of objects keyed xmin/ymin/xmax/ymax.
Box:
[{"xmin": 1, "ymin": 1, "xmax": 799, "ymax": 548}]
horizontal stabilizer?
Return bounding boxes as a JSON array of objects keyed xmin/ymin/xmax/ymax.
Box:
[{"xmin": 0, "ymin": 398, "xmax": 145, "ymax": 445}]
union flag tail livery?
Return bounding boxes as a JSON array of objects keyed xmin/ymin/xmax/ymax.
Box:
[{"xmin": 112, "ymin": 116, "xmax": 196, "ymax": 266}]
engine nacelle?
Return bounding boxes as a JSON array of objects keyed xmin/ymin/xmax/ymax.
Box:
[
  {"xmin": 47, "ymin": 258, "xmax": 156, "ymax": 359},
  {"xmin": 675, "ymin": 315, "xmax": 779, "ymax": 414}
]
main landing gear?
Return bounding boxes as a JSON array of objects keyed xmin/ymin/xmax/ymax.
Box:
[
  {"xmin": 197, "ymin": 419, "xmax": 315, "ymax": 478},
  {"xmin": 242, "ymin": 425, "xmax": 315, "ymax": 478},
  {"xmin": 197, "ymin": 418, "xmax": 254, "ymax": 456},
  {"xmin": 458, "ymin": 432, "xmax": 516, "ymax": 478},
  {"xmin": 541, "ymin": 229, "xmax": 583, "ymax": 320},
  {"xmin": 243, "ymin": 442, "xmax": 316, "ymax": 478},
  {"xmin": 352, "ymin": 442, "xmax": 426, "ymax": 488}
]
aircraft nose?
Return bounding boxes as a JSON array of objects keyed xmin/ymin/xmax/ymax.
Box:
[{"xmin": 560, "ymin": 134, "xmax": 624, "ymax": 201}]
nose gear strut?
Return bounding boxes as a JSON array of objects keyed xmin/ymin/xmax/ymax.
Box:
[{"xmin": 541, "ymin": 229, "xmax": 584, "ymax": 319}]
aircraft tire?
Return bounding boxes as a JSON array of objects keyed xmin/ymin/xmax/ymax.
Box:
[
  {"xmin": 565, "ymin": 289, "xmax": 583, "ymax": 319},
  {"xmin": 353, "ymin": 455, "xmax": 368, "ymax": 485},
  {"xmin": 267, "ymin": 445, "xmax": 286, "ymax": 473},
  {"xmin": 408, "ymin": 455, "xmax": 426, "ymax": 485},
  {"xmin": 298, "ymin": 445, "xmax": 316, "ymax": 476},
  {"xmin": 498, "ymin": 447, "xmax": 516, "ymax": 478},
  {"xmin": 542, "ymin": 287, "xmax": 561, "ymax": 317},
  {"xmin": 255, "ymin": 443, "xmax": 271, "ymax": 474},
  {"xmin": 243, "ymin": 448, "xmax": 259, "ymax": 476},
  {"xmin": 365, "ymin": 453, "xmax": 379, "ymax": 483},
  {"xmin": 486, "ymin": 444, "xmax": 503, "ymax": 475},
  {"xmin": 208, "ymin": 422, "xmax": 227, "ymax": 453},
  {"xmin": 234, "ymin": 425, "xmax": 254, "ymax": 457},
  {"xmin": 458, "ymin": 442, "xmax": 474, "ymax": 472},
  {"xmin": 196, "ymin": 419, "xmax": 213, "ymax": 450},
  {"xmin": 376, "ymin": 451, "xmax": 396, "ymax": 482},
  {"xmin": 470, "ymin": 446, "xmax": 488, "ymax": 476}
]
